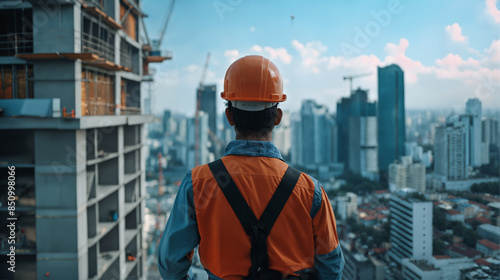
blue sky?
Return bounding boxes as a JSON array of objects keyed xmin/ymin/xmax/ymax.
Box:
[{"xmin": 142, "ymin": 0, "xmax": 500, "ymax": 116}]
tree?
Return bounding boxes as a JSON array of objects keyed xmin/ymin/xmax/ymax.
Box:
[
  {"xmin": 433, "ymin": 208, "xmax": 446, "ymax": 231},
  {"xmin": 433, "ymin": 239, "xmax": 446, "ymax": 255},
  {"xmin": 463, "ymin": 228, "xmax": 480, "ymax": 247}
]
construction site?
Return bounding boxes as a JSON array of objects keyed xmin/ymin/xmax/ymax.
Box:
[{"xmin": 0, "ymin": 0, "xmax": 172, "ymax": 279}]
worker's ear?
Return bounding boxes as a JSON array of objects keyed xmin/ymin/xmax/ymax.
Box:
[
  {"xmin": 225, "ymin": 108, "xmax": 235, "ymax": 126},
  {"xmin": 274, "ymin": 108, "xmax": 283, "ymax": 126}
]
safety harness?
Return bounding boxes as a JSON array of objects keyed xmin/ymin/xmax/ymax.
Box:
[{"xmin": 208, "ymin": 159, "xmax": 304, "ymax": 279}]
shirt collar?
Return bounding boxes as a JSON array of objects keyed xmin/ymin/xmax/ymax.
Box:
[{"xmin": 224, "ymin": 140, "xmax": 284, "ymax": 161}]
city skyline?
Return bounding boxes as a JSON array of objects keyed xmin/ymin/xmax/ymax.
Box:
[{"xmin": 143, "ymin": 0, "xmax": 500, "ymax": 116}]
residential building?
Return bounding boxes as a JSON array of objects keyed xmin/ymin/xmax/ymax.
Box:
[
  {"xmin": 0, "ymin": 0, "xmax": 159, "ymax": 279},
  {"xmin": 476, "ymin": 239, "xmax": 500, "ymax": 257},
  {"xmin": 388, "ymin": 157, "xmax": 425, "ymax": 193},
  {"xmin": 336, "ymin": 192, "xmax": 358, "ymax": 220},
  {"xmin": 465, "ymin": 98, "xmax": 482, "ymax": 167},
  {"xmin": 434, "ymin": 115, "xmax": 472, "ymax": 180},
  {"xmin": 477, "ymin": 224, "xmax": 500, "ymax": 244},
  {"xmin": 377, "ymin": 64, "xmax": 405, "ymax": 172},
  {"xmin": 388, "ymin": 192, "xmax": 432, "ymax": 265}
]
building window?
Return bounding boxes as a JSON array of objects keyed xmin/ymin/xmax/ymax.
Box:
[
  {"xmin": 0, "ymin": 9, "xmax": 33, "ymax": 56},
  {"xmin": 0, "ymin": 64, "xmax": 34, "ymax": 99},
  {"xmin": 81, "ymin": 68, "xmax": 115, "ymax": 116}
]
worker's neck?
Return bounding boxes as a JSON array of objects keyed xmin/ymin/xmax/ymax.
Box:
[{"xmin": 236, "ymin": 133, "xmax": 272, "ymax": 142}]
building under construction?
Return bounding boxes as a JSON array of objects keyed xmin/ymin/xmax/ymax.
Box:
[{"xmin": 0, "ymin": 0, "xmax": 169, "ymax": 279}]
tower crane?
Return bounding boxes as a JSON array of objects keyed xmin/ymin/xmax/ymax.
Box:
[
  {"xmin": 343, "ymin": 73, "xmax": 372, "ymax": 93},
  {"xmin": 195, "ymin": 53, "xmax": 211, "ymax": 166}
]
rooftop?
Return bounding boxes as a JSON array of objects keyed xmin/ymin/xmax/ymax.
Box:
[
  {"xmin": 433, "ymin": 255, "xmax": 451, "ymax": 260},
  {"xmin": 410, "ymin": 260, "xmax": 439, "ymax": 271},
  {"xmin": 446, "ymin": 209, "xmax": 462, "ymax": 215},
  {"xmin": 474, "ymin": 258, "xmax": 492, "ymax": 266},
  {"xmin": 477, "ymin": 239, "xmax": 500, "ymax": 250},
  {"xmin": 448, "ymin": 244, "xmax": 482, "ymax": 258}
]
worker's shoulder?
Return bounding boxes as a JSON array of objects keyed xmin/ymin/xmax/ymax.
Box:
[
  {"xmin": 190, "ymin": 162, "xmax": 213, "ymax": 181},
  {"xmin": 294, "ymin": 169, "xmax": 321, "ymax": 192}
]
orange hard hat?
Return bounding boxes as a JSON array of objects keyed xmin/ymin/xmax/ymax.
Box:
[{"xmin": 221, "ymin": 55, "xmax": 286, "ymax": 103}]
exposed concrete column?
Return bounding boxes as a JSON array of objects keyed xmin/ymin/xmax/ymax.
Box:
[{"xmin": 34, "ymin": 129, "xmax": 88, "ymax": 280}]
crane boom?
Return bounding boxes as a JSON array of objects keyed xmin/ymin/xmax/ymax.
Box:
[
  {"xmin": 343, "ymin": 72, "xmax": 372, "ymax": 93},
  {"xmin": 156, "ymin": 0, "xmax": 176, "ymax": 50},
  {"xmin": 199, "ymin": 53, "xmax": 211, "ymax": 87}
]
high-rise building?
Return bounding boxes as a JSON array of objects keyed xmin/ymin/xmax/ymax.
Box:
[
  {"xmin": 466, "ymin": 98, "xmax": 482, "ymax": 167},
  {"xmin": 197, "ymin": 84, "xmax": 217, "ymax": 135},
  {"xmin": 293, "ymin": 100, "xmax": 336, "ymax": 169},
  {"xmin": 273, "ymin": 110, "xmax": 292, "ymax": 158},
  {"xmin": 389, "ymin": 157, "xmax": 425, "ymax": 193},
  {"xmin": 336, "ymin": 88, "xmax": 376, "ymax": 169},
  {"xmin": 163, "ymin": 110, "xmax": 172, "ymax": 135},
  {"xmin": 348, "ymin": 116, "xmax": 378, "ymax": 180},
  {"xmin": 482, "ymin": 118, "xmax": 499, "ymax": 166},
  {"xmin": 378, "ymin": 65, "xmax": 406, "ymax": 172},
  {"xmin": 388, "ymin": 192, "xmax": 432, "ymax": 265},
  {"xmin": 434, "ymin": 115, "xmax": 472, "ymax": 180},
  {"xmin": 186, "ymin": 112, "xmax": 210, "ymax": 170},
  {"xmin": 0, "ymin": 1, "xmax": 157, "ymax": 279}
]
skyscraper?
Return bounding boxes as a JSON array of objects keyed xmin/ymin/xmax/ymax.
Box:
[
  {"xmin": 348, "ymin": 116, "xmax": 379, "ymax": 180},
  {"xmin": 294, "ymin": 100, "xmax": 336, "ymax": 169},
  {"xmin": 336, "ymin": 88, "xmax": 376, "ymax": 169},
  {"xmin": 466, "ymin": 98, "xmax": 482, "ymax": 167},
  {"xmin": 197, "ymin": 84, "xmax": 217, "ymax": 135},
  {"xmin": 389, "ymin": 192, "xmax": 432, "ymax": 265},
  {"xmin": 377, "ymin": 65, "xmax": 405, "ymax": 173}
]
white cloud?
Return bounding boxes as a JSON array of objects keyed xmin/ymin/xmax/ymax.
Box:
[
  {"xmin": 224, "ymin": 49, "xmax": 240, "ymax": 63},
  {"xmin": 250, "ymin": 26, "xmax": 255, "ymax": 32},
  {"xmin": 182, "ymin": 64, "xmax": 198, "ymax": 72},
  {"xmin": 445, "ymin": 23, "xmax": 467, "ymax": 43},
  {"xmin": 485, "ymin": 0, "xmax": 500, "ymax": 23},
  {"xmin": 250, "ymin": 45, "xmax": 262, "ymax": 52},
  {"xmin": 291, "ymin": 40, "xmax": 328, "ymax": 73},
  {"xmin": 248, "ymin": 45, "xmax": 292, "ymax": 64}
]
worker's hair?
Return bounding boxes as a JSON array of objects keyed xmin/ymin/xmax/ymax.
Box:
[{"xmin": 227, "ymin": 101, "xmax": 278, "ymax": 137}]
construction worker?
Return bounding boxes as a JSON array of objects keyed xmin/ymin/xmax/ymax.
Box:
[{"xmin": 157, "ymin": 55, "xmax": 344, "ymax": 279}]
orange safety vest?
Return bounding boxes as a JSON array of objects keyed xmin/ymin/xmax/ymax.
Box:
[{"xmin": 191, "ymin": 155, "xmax": 340, "ymax": 279}]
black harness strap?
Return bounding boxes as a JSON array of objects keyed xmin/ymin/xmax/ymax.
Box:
[{"xmin": 208, "ymin": 159, "xmax": 301, "ymax": 278}]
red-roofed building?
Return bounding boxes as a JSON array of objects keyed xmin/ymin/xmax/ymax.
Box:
[
  {"xmin": 373, "ymin": 247, "xmax": 387, "ymax": 254},
  {"xmin": 447, "ymin": 244, "xmax": 482, "ymax": 259},
  {"xmin": 468, "ymin": 201, "xmax": 489, "ymax": 211},
  {"xmin": 476, "ymin": 239, "xmax": 500, "ymax": 257},
  {"xmin": 433, "ymin": 255, "xmax": 451, "ymax": 260},
  {"xmin": 474, "ymin": 258, "xmax": 492, "ymax": 266},
  {"xmin": 445, "ymin": 209, "xmax": 464, "ymax": 223}
]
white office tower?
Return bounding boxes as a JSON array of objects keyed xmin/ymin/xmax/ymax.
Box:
[
  {"xmin": 348, "ymin": 116, "xmax": 379, "ymax": 180},
  {"xmin": 389, "ymin": 192, "xmax": 432, "ymax": 265},
  {"xmin": 434, "ymin": 115, "xmax": 471, "ymax": 180},
  {"xmin": 273, "ymin": 110, "xmax": 292, "ymax": 158},
  {"xmin": 466, "ymin": 98, "xmax": 482, "ymax": 167},
  {"xmin": 336, "ymin": 192, "xmax": 358, "ymax": 220},
  {"xmin": 389, "ymin": 157, "xmax": 425, "ymax": 193}
]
